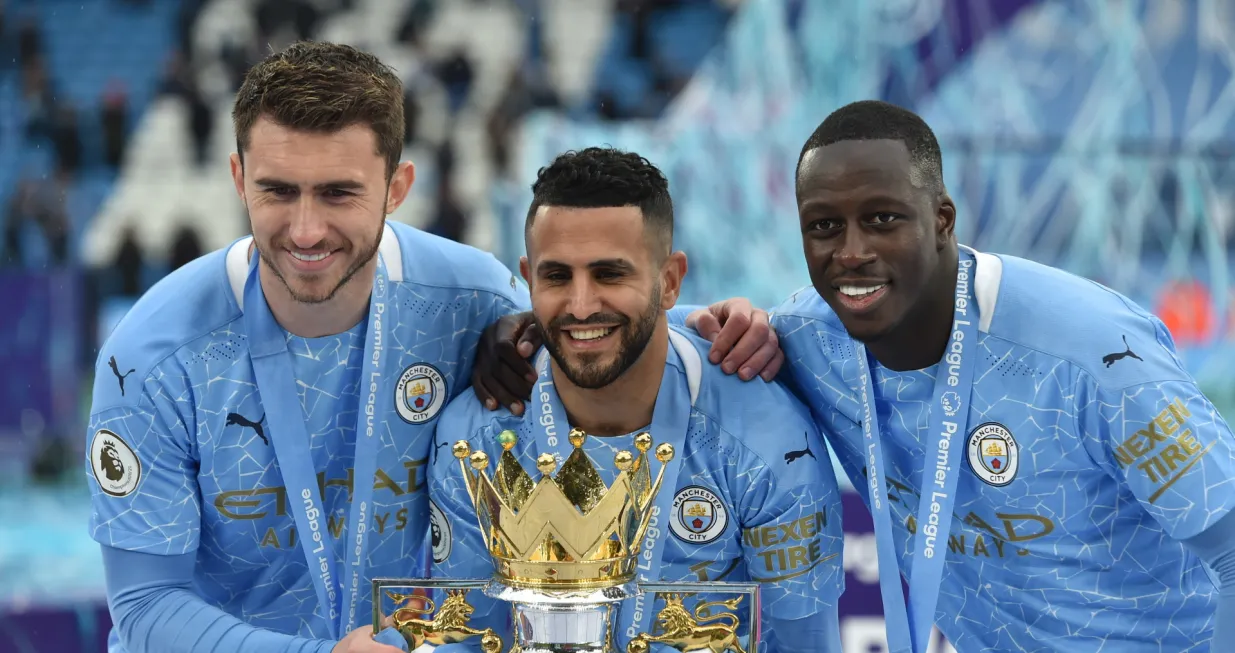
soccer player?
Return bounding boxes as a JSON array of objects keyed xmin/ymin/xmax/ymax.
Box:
[
  {"xmin": 430, "ymin": 147, "xmax": 845, "ymax": 653},
  {"xmin": 475, "ymin": 101, "xmax": 1235, "ymax": 652},
  {"xmin": 87, "ymin": 42, "xmax": 528, "ymax": 653}
]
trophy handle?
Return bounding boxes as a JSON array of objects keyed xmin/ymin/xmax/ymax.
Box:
[
  {"xmin": 381, "ymin": 585, "xmax": 504, "ymax": 653},
  {"xmin": 626, "ymin": 593, "xmax": 749, "ymax": 653}
]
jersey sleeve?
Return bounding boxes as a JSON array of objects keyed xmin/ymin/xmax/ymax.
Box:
[
  {"xmin": 452, "ymin": 269, "xmax": 530, "ymax": 406},
  {"xmin": 427, "ymin": 392, "xmax": 510, "ymax": 641},
  {"xmin": 1088, "ymin": 376, "xmax": 1235, "ymax": 540},
  {"xmin": 729, "ymin": 387, "xmax": 845, "ymax": 653},
  {"xmin": 666, "ymin": 305, "xmax": 704, "ymax": 328},
  {"xmin": 481, "ymin": 258, "xmax": 530, "ymax": 319},
  {"xmin": 88, "ymin": 366, "xmax": 202, "ymax": 555},
  {"xmin": 1083, "ymin": 319, "xmax": 1235, "ymax": 541},
  {"xmin": 103, "ymin": 547, "xmax": 334, "ymax": 653}
]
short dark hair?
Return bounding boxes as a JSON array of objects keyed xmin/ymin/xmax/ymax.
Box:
[
  {"xmin": 233, "ymin": 41, "xmax": 405, "ymax": 179},
  {"xmin": 526, "ymin": 147, "xmax": 673, "ymax": 256},
  {"xmin": 797, "ymin": 100, "xmax": 944, "ymax": 191}
]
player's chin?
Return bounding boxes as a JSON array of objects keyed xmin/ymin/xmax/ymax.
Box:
[
  {"xmin": 828, "ymin": 297, "xmax": 899, "ymax": 343},
  {"xmin": 842, "ymin": 319, "xmax": 896, "ymax": 344},
  {"xmin": 560, "ymin": 351, "xmax": 622, "ymax": 388},
  {"xmin": 559, "ymin": 346, "xmax": 609, "ymax": 372},
  {"xmin": 285, "ymin": 276, "xmax": 343, "ymax": 304}
]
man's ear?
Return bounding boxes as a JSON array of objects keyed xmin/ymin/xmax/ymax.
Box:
[
  {"xmin": 229, "ymin": 153, "xmax": 245, "ymax": 203},
  {"xmin": 385, "ymin": 161, "xmax": 417, "ymax": 214},
  {"xmin": 659, "ymin": 251, "xmax": 688, "ymax": 309},
  {"xmin": 519, "ymin": 256, "xmax": 532, "ymax": 288},
  {"xmin": 936, "ymin": 192, "xmax": 957, "ymax": 249}
]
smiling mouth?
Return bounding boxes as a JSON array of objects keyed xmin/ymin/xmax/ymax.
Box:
[
  {"xmin": 566, "ymin": 327, "xmax": 614, "ymax": 341},
  {"xmin": 833, "ymin": 282, "xmax": 890, "ymax": 313},
  {"xmin": 284, "ymin": 247, "xmax": 341, "ymax": 271}
]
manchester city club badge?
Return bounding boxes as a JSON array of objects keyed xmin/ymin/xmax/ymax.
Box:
[
  {"xmin": 395, "ymin": 363, "xmax": 447, "ymax": 424},
  {"xmin": 967, "ymin": 422, "xmax": 1019, "ymax": 486},
  {"xmin": 669, "ymin": 485, "xmax": 729, "ymax": 544}
]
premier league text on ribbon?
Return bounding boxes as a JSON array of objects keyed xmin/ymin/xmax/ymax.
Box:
[
  {"xmin": 364, "ymin": 303, "xmax": 385, "ymax": 437},
  {"xmin": 626, "ymin": 505, "xmax": 662, "ymax": 639},
  {"xmin": 301, "ymin": 487, "xmax": 339, "ymax": 622},
  {"xmin": 537, "ymin": 378, "xmax": 561, "ymax": 448},
  {"xmin": 923, "ymin": 257, "xmax": 973, "ymax": 560},
  {"xmin": 350, "ymin": 300, "xmax": 385, "ymax": 629},
  {"xmin": 862, "ymin": 373, "xmax": 880, "ymax": 511}
]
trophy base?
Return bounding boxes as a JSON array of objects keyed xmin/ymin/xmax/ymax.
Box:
[{"xmin": 485, "ymin": 580, "xmax": 638, "ymax": 653}]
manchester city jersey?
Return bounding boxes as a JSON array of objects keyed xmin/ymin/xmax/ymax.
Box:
[
  {"xmin": 428, "ymin": 327, "xmax": 845, "ymax": 653},
  {"xmin": 87, "ymin": 221, "xmax": 529, "ymax": 651},
  {"xmin": 771, "ymin": 247, "xmax": 1232, "ymax": 652}
]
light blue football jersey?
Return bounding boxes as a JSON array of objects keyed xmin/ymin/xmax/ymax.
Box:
[
  {"xmin": 87, "ymin": 222, "xmax": 529, "ymax": 651},
  {"xmin": 428, "ymin": 327, "xmax": 845, "ymax": 653},
  {"xmin": 771, "ymin": 247, "xmax": 1232, "ymax": 652}
]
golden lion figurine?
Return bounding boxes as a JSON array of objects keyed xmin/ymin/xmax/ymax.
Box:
[
  {"xmin": 626, "ymin": 594, "xmax": 747, "ymax": 653},
  {"xmin": 386, "ymin": 589, "xmax": 502, "ymax": 652}
]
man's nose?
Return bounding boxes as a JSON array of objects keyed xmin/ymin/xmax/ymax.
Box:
[
  {"xmin": 834, "ymin": 226, "xmax": 876, "ymax": 270},
  {"xmin": 287, "ymin": 200, "xmax": 328, "ymax": 249}
]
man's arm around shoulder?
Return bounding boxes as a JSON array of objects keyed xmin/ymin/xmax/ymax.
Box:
[{"xmin": 727, "ymin": 382, "xmax": 845, "ymax": 653}]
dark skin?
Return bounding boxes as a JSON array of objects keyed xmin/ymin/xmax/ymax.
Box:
[{"xmin": 796, "ymin": 138, "xmax": 959, "ymax": 370}]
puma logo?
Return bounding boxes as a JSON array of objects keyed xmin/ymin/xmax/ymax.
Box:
[
  {"xmin": 226, "ymin": 412, "xmax": 268, "ymax": 446},
  {"xmin": 431, "ymin": 436, "xmax": 452, "ymax": 462},
  {"xmin": 1102, "ymin": 335, "xmax": 1143, "ymax": 368},
  {"xmin": 784, "ymin": 432, "xmax": 817, "ymax": 465},
  {"xmin": 108, "ymin": 356, "xmax": 135, "ymax": 396}
]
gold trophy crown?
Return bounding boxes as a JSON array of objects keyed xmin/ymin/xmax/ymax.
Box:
[{"xmin": 453, "ymin": 428, "xmax": 675, "ymax": 590}]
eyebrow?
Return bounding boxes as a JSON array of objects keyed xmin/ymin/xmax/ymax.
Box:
[
  {"xmin": 254, "ymin": 178, "xmax": 367, "ymax": 191},
  {"xmin": 536, "ymin": 258, "xmax": 637, "ymax": 274}
]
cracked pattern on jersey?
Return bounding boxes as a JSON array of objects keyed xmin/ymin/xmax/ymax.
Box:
[
  {"xmin": 773, "ymin": 304, "xmax": 1231, "ymax": 652},
  {"xmin": 88, "ymin": 283, "xmax": 521, "ymax": 640}
]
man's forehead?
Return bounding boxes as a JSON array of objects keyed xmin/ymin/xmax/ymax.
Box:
[
  {"xmin": 530, "ymin": 205, "xmax": 649, "ymax": 263},
  {"xmin": 244, "ymin": 119, "xmax": 382, "ymax": 179},
  {"xmin": 532, "ymin": 205, "xmax": 645, "ymax": 239},
  {"xmin": 244, "ymin": 150, "xmax": 374, "ymax": 186},
  {"xmin": 247, "ymin": 116, "xmax": 380, "ymax": 147},
  {"xmin": 798, "ymin": 139, "xmax": 919, "ymax": 191}
]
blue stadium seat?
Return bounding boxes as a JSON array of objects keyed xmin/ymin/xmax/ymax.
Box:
[{"xmin": 0, "ymin": 0, "xmax": 182, "ymax": 268}]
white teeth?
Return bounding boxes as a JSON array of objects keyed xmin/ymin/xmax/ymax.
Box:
[
  {"xmin": 290, "ymin": 251, "xmax": 329, "ymax": 262},
  {"xmin": 838, "ymin": 284, "xmax": 886, "ymax": 298},
  {"xmin": 569, "ymin": 328, "xmax": 612, "ymax": 341}
]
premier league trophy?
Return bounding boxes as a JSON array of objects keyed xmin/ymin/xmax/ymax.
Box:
[{"xmin": 372, "ymin": 428, "xmax": 759, "ymax": 653}]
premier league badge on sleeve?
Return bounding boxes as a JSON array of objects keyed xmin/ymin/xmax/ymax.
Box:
[
  {"xmin": 967, "ymin": 422, "xmax": 1019, "ymax": 487},
  {"xmin": 395, "ymin": 363, "xmax": 447, "ymax": 424},
  {"xmin": 428, "ymin": 498, "xmax": 452, "ymax": 564},
  {"xmin": 90, "ymin": 429, "xmax": 143, "ymax": 497}
]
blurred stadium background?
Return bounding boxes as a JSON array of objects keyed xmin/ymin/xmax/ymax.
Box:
[{"xmin": 2, "ymin": 0, "xmax": 1233, "ymax": 651}]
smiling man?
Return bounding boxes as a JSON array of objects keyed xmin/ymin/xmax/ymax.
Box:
[
  {"xmin": 684, "ymin": 100, "xmax": 1235, "ymax": 652},
  {"xmin": 428, "ymin": 147, "xmax": 845, "ymax": 653},
  {"xmin": 467, "ymin": 101, "xmax": 1235, "ymax": 652},
  {"xmin": 86, "ymin": 42, "xmax": 528, "ymax": 653}
]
